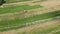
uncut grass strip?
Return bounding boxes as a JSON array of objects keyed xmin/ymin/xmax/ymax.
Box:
[{"xmin": 0, "ymin": 5, "xmax": 42, "ymax": 14}]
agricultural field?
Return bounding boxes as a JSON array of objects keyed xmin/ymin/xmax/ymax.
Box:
[
  {"xmin": 0, "ymin": 0, "xmax": 60, "ymax": 34},
  {"xmin": 5, "ymin": 0, "xmax": 31, "ymax": 3}
]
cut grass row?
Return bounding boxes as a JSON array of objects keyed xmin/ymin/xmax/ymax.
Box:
[
  {"xmin": 5, "ymin": 0, "xmax": 31, "ymax": 3},
  {"xmin": 0, "ymin": 10, "xmax": 60, "ymax": 31},
  {"xmin": 36, "ymin": 25, "xmax": 60, "ymax": 34},
  {"xmin": 0, "ymin": 5, "xmax": 42, "ymax": 14},
  {"xmin": 19, "ymin": 21, "xmax": 60, "ymax": 34},
  {"xmin": 53, "ymin": 31, "xmax": 60, "ymax": 34}
]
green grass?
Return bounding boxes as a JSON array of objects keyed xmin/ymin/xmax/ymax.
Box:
[
  {"xmin": 5, "ymin": 0, "xmax": 31, "ymax": 3},
  {"xmin": 53, "ymin": 31, "xmax": 60, "ymax": 34},
  {"xmin": 0, "ymin": 10, "xmax": 60, "ymax": 31},
  {"xmin": 23, "ymin": 23, "xmax": 60, "ymax": 34},
  {"xmin": 18, "ymin": 21, "xmax": 60, "ymax": 34},
  {"xmin": 0, "ymin": 5, "xmax": 42, "ymax": 14},
  {"xmin": 18, "ymin": 25, "xmax": 60, "ymax": 34},
  {"xmin": 34, "ymin": 26, "xmax": 60, "ymax": 34}
]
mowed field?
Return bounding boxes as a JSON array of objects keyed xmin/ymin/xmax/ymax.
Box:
[
  {"xmin": 0, "ymin": 0, "xmax": 60, "ymax": 34},
  {"xmin": 15, "ymin": 19, "xmax": 60, "ymax": 34},
  {"xmin": 5, "ymin": 0, "xmax": 31, "ymax": 3}
]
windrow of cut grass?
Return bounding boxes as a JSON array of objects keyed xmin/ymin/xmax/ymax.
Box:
[
  {"xmin": 0, "ymin": 10, "xmax": 60, "ymax": 31},
  {"xmin": 0, "ymin": 5, "xmax": 42, "ymax": 14},
  {"xmin": 20, "ymin": 20, "xmax": 60, "ymax": 34},
  {"xmin": 5, "ymin": 0, "xmax": 31, "ymax": 3},
  {"xmin": 38, "ymin": 25, "xmax": 60, "ymax": 34}
]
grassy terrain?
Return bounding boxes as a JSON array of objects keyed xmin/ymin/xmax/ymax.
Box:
[
  {"xmin": 0, "ymin": 5, "xmax": 42, "ymax": 14},
  {"xmin": 18, "ymin": 22, "xmax": 60, "ymax": 34},
  {"xmin": 31, "ymin": 26, "xmax": 60, "ymax": 34},
  {"xmin": 53, "ymin": 31, "xmax": 60, "ymax": 34},
  {"xmin": 0, "ymin": 10, "xmax": 60, "ymax": 31},
  {"xmin": 0, "ymin": 0, "xmax": 60, "ymax": 34},
  {"xmin": 5, "ymin": 0, "xmax": 30, "ymax": 3}
]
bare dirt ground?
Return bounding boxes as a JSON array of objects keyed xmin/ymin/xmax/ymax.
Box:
[{"xmin": 0, "ymin": 18, "xmax": 60, "ymax": 34}]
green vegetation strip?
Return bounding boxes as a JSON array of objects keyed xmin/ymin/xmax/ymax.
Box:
[
  {"xmin": 53, "ymin": 31, "xmax": 60, "ymax": 34},
  {"xmin": 0, "ymin": 10, "xmax": 60, "ymax": 31},
  {"xmin": 5, "ymin": 0, "xmax": 31, "ymax": 3},
  {"xmin": 34, "ymin": 26, "xmax": 60, "ymax": 34},
  {"xmin": 17, "ymin": 24, "xmax": 60, "ymax": 34},
  {"xmin": 0, "ymin": 5, "xmax": 42, "ymax": 14},
  {"xmin": 21, "ymin": 23, "xmax": 60, "ymax": 34}
]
